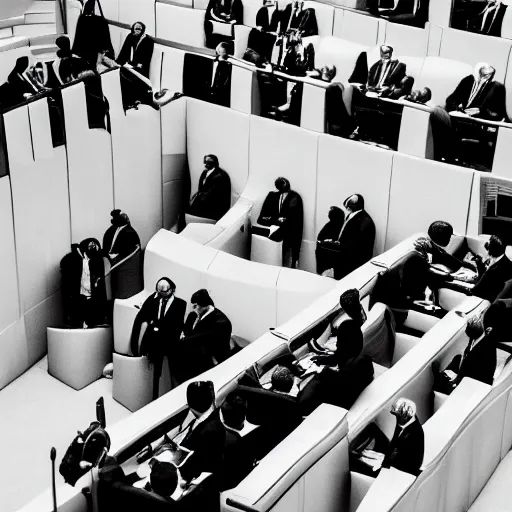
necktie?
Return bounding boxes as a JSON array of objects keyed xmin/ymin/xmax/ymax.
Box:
[
  {"xmin": 159, "ymin": 298, "xmax": 169, "ymax": 321},
  {"xmin": 482, "ymin": 5, "xmax": 497, "ymax": 34},
  {"xmin": 279, "ymin": 194, "xmax": 285, "ymax": 213},
  {"xmin": 377, "ymin": 61, "xmax": 390, "ymax": 88}
]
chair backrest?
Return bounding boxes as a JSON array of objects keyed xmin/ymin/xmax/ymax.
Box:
[
  {"xmin": 304, "ymin": 1, "xmax": 334, "ymax": 37},
  {"xmin": 362, "ymin": 302, "xmax": 395, "ymax": 368}
]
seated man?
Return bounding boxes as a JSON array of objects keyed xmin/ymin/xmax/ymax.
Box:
[
  {"xmin": 349, "ymin": 46, "xmax": 407, "ymax": 143},
  {"xmin": 255, "ymin": 177, "xmax": 304, "ymax": 268},
  {"xmin": 138, "ymin": 381, "xmax": 226, "ymax": 482},
  {"xmin": 316, "ymin": 206, "xmax": 345, "ymax": 275},
  {"xmin": 175, "ymin": 289, "xmax": 232, "ymax": 383},
  {"xmin": 146, "ymin": 460, "xmax": 181, "ymax": 500},
  {"xmin": 368, "ymin": 0, "xmax": 430, "ymax": 28},
  {"xmin": 469, "ymin": 0, "xmax": 508, "ymax": 37},
  {"xmin": 320, "ymin": 194, "xmax": 376, "ymax": 280},
  {"xmin": 188, "ymin": 154, "xmax": 231, "ymax": 221},
  {"xmin": 278, "ymin": 0, "xmax": 318, "ymax": 37},
  {"xmin": 244, "ymin": 2, "xmax": 281, "ymax": 65},
  {"xmin": 219, "ymin": 394, "xmax": 254, "ymax": 491},
  {"xmin": 117, "ymin": 22, "xmax": 154, "ymax": 78},
  {"xmin": 434, "ymin": 315, "xmax": 496, "ymax": 394},
  {"xmin": 204, "ymin": 0, "xmax": 243, "ymax": 50},
  {"xmin": 381, "ymin": 398, "xmax": 424, "ymax": 476},
  {"xmin": 60, "ymin": 238, "xmax": 108, "ymax": 329},
  {"xmin": 430, "ymin": 62, "xmax": 508, "ymax": 165}
]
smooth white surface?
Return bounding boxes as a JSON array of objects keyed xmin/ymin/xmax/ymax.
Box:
[
  {"xmin": 156, "ymin": 3, "xmax": 206, "ymax": 48},
  {"xmin": 333, "ymin": 9, "xmax": 379, "ymax": 47}
]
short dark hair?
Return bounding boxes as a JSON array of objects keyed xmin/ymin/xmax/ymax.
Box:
[
  {"xmin": 427, "ymin": 221, "xmax": 453, "ymax": 247},
  {"xmin": 271, "ymin": 366, "xmax": 294, "ymax": 393},
  {"xmin": 275, "ymin": 177, "xmax": 291, "ymax": 192},
  {"xmin": 485, "ymin": 235, "xmax": 506, "ymax": 258},
  {"xmin": 187, "ymin": 381, "xmax": 215, "ymax": 413},
  {"xmin": 150, "ymin": 460, "xmax": 178, "ymax": 497},
  {"xmin": 132, "ymin": 21, "xmax": 146, "ymax": 33},
  {"xmin": 339, "ymin": 288, "xmax": 361, "ymax": 319},
  {"xmin": 344, "ymin": 194, "xmax": 364, "ymax": 212},
  {"xmin": 422, "ymin": 87, "xmax": 432, "ymax": 102},
  {"xmin": 217, "ymin": 42, "xmax": 230, "ymax": 53},
  {"xmin": 465, "ymin": 317, "xmax": 484, "ymax": 340},
  {"xmin": 191, "ymin": 289, "xmax": 214, "ymax": 307},
  {"xmin": 204, "ymin": 154, "xmax": 219, "ymax": 167},
  {"xmin": 156, "ymin": 277, "xmax": 176, "ymax": 292},
  {"xmin": 221, "ymin": 394, "xmax": 247, "ymax": 430}
]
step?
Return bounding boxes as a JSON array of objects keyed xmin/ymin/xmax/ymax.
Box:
[
  {"xmin": 30, "ymin": 42, "xmax": 57, "ymax": 57},
  {"xmin": 27, "ymin": 1, "xmax": 57, "ymax": 13},
  {"xmin": 0, "ymin": 16, "xmax": 25, "ymax": 30},
  {"xmin": 0, "ymin": 27, "xmax": 14, "ymax": 39},
  {"xmin": 0, "ymin": 35, "xmax": 29, "ymax": 52},
  {"xmin": 13, "ymin": 23, "xmax": 56, "ymax": 36},
  {"xmin": 29, "ymin": 32, "xmax": 59, "ymax": 46}
]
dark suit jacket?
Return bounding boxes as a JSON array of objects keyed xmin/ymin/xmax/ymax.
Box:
[
  {"xmin": 470, "ymin": 3, "xmax": 507, "ymax": 37},
  {"xmin": 382, "ymin": 417, "xmax": 424, "ymax": 476},
  {"xmin": 180, "ymin": 410, "xmax": 227, "ymax": 481},
  {"xmin": 456, "ymin": 335, "xmax": 496, "ymax": 386},
  {"xmin": 497, "ymin": 279, "xmax": 512, "ymax": 300},
  {"xmin": 210, "ymin": 60, "xmax": 232, "ymax": 107},
  {"xmin": 279, "ymin": 5, "xmax": 318, "ymax": 36},
  {"xmin": 219, "ymin": 429, "xmax": 254, "ymax": 491},
  {"xmin": 336, "ymin": 210, "xmax": 376, "ymax": 279},
  {"xmin": 367, "ymin": 59, "xmax": 406, "ymax": 89},
  {"xmin": 103, "ymin": 223, "xmax": 141, "ymax": 261},
  {"xmin": 117, "ymin": 34, "xmax": 155, "ymax": 78},
  {"xmin": 130, "ymin": 294, "xmax": 187, "ymax": 359},
  {"xmin": 324, "ymin": 82, "xmax": 354, "ymax": 138},
  {"xmin": 206, "ymin": 0, "xmax": 243, "ymax": 23},
  {"xmin": 257, "ymin": 189, "xmax": 304, "ymax": 260},
  {"xmin": 72, "ymin": 13, "xmax": 115, "ymax": 68},
  {"xmin": 189, "ymin": 167, "xmax": 231, "ymax": 221},
  {"xmin": 472, "ymin": 256, "xmax": 512, "ymax": 302},
  {"xmin": 445, "ymin": 75, "xmax": 508, "ymax": 121},
  {"xmin": 175, "ymin": 308, "xmax": 232, "ymax": 382}
]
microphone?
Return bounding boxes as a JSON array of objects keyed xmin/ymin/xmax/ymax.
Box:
[{"xmin": 50, "ymin": 447, "xmax": 56, "ymax": 462}]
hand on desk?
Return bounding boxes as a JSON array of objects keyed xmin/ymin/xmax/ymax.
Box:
[{"xmin": 465, "ymin": 107, "xmax": 480, "ymax": 117}]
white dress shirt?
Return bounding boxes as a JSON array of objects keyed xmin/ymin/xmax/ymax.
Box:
[{"xmin": 79, "ymin": 253, "xmax": 92, "ymax": 297}]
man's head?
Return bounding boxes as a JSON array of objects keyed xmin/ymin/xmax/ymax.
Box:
[
  {"xmin": 131, "ymin": 21, "xmax": 145, "ymax": 37},
  {"xmin": 56, "ymin": 35, "xmax": 71, "ymax": 58},
  {"xmin": 80, "ymin": 238, "xmax": 101, "ymax": 257},
  {"xmin": 465, "ymin": 316, "xmax": 485, "ymax": 341},
  {"xmin": 155, "ymin": 278, "xmax": 175, "ymax": 299},
  {"xmin": 475, "ymin": 62, "xmax": 495, "ymax": 82},
  {"xmin": 427, "ymin": 221, "xmax": 453, "ymax": 248},
  {"xmin": 343, "ymin": 194, "xmax": 365, "ymax": 214},
  {"xmin": 292, "ymin": 0, "xmax": 304, "ymax": 11},
  {"xmin": 320, "ymin": 65, "xmax": 337, "ymax": 83},
  {"xmin": 187, "ymin": 380, "xmax": 215, "ymax": 417},
  {"xmin": 390, "ymin": 398, "xmax": 416, "ymax": 426},
  {"xmin": 409, "ymin": 87, "xmax": 432, "ymax": 104},
  {"xmin": 380, "ymin": 45, "xmax": 393, "ymax": 62},
  {"xmin": 216, "ymin": 42, "xmax": 229, "ymax": 60},
  {"xmin": 485, "ymin": 235, "xmax": 506, "ymax": 259},
  {"xmin": 204, "ymin": 154, "xmax": 219, "ymax": 171},
  {"xmin": 275, "ymin": 177, "xmax": 291, "ymax": 193},
  {"xmin": 339, "ymin": 288, "xmax": 361, "ymax": 319},
  {"xmin": 149, "ymin": 460, "xmax": 178, "ymax": 498},
  {"xmin": 190, "ymin": 289, "xmax": 214, "ymax": 317},
  {"xmin": 110, "ymin": 209, "xmax": 130, "ymax": 227},
  {"xmin": 221, "ymin": 393, "xmax": 247, "ymax": 431},
  {"xmin": 328, "ymin": 206, "xmax": 345, "ymax": 224},
  {"xmin": 271, "ymin": 366, "xmax": 294, "ymax": 393},
  {"xmin": 413, "ymin": 236, "xmax": 433, "ymax": 260}
]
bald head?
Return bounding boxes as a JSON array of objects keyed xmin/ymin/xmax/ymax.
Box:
[{"xmin": 343, "ymin": 194, "xmax": 365, "ymax": 213}]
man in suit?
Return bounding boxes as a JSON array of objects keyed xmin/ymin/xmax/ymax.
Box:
[
  {"xmin": 102, "ymin": 209, "xmax": 142, "ymax": 299},
  {"xmin": 472, "ymin": 235, "xmax": 512, "ymax": 301},
  {"xmin": 60, "ymin": 238, "xmax": 108, "ymax": 328},
  {"xmin": 178, "ymin": 381, "xmax": 227, "ymax": 481},
  {"xmin": 175, "ymin": 289, "xmax": 232, "ymax": 383},
  {"xmin": 189, "ymin": 154, "xmax": 232, "ymax": 221},
  {"xmin": 434, "ymin": 316, "xmax": 497, "ymax": 394},
  {"xmin": 382, "ymin": 398, "xmax": 424, "ymax": 476},
  {"xmin": 349, "ymin": 46, "xmax": 407, "ymax": 142},
  {"xmin": 368, "ymin": 0, "xmax": 429, "ymax": 28},
  {"xmin": 320, "ymin": 194, "xmax": 376, "ymax": 279},
  {"xmin": 470, "ymin": 0, "xmax": 508, "ymax": 37},
  {"xmin": 210, "ymin": 42, "xmax": 232, "ymax": 107},
  {"xmin": 117, "ymin": 21, "xmax": 154, "ymax": 78},
  {"xmin": 130, "ymin": 277, "xmax": 187, "ymax": 400},
  {"xmin": 219, "ymin": 394, "xmax": 254, "ymax": 491},
  {"xmin": 255, "ymin": 177, "xmax": 304, "ymax": 268},
  {"xmin": 278, "ymin": 0, "xmax": 318, "ymax": 37},
  {"xmin": 431, "ymin": 62, "xmax": 508, "ymax": 163}
]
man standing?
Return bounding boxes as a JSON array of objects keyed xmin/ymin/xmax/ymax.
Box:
[
  {"xmin": 322, "ymin": 194, "xmax": 375, "ymax": 279},
  {"xmin": 175, "ymin": 289, "xmax": 232, "ymax": 383},
  {"xmin": 130, "ymin": 278, "xmax": 186, "ymax": 400},
  {"xmin": 256, "ymin": 177, "xmax": 304, "ymax": 268},
  {"xmin": 189, "ymin": 154, "xmax": 231, "ymax": 222},
  {"xmin": 210, "ymin": 42, "xmax": 232, "ymax": 107}
]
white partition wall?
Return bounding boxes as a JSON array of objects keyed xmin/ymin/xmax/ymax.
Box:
[
  {"xmin": 161, "ymin": 97, "xmax": 188, "ymax": 230},
  {"xmin": 101, "ymin": 70, "xmax": 163, "ymax": 247},
  {"xmin": 118, "ymin": 0, "xmax": 156, "ymax": 35},
  {"xmin": 316, "ymin": 135, "xmax": 393, "ymax": 257},
  {"xmin": 245, "ymin": 115, "xmax": 319, "ymax": 271},
  {"xmin": 61, "ymin": 82, "xmax": 114, "ymax": 243},
  {"xmin": 4, "ymin": 100, "xmax": 70, "ymax": 314},
  {"xmin": 385, "ymin": 154, "xmax": 474, "ymax": 249},
  {"xmin": 333, "ymin": 9, "xmax": 380, "ymax": 47},
  {"xmin": 156, "ymin": 3, "xmax": 206, "ymax": 48},
  {"xmin": 186, "ymin": 99, "xmax": 250, "ymax": 202}
]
